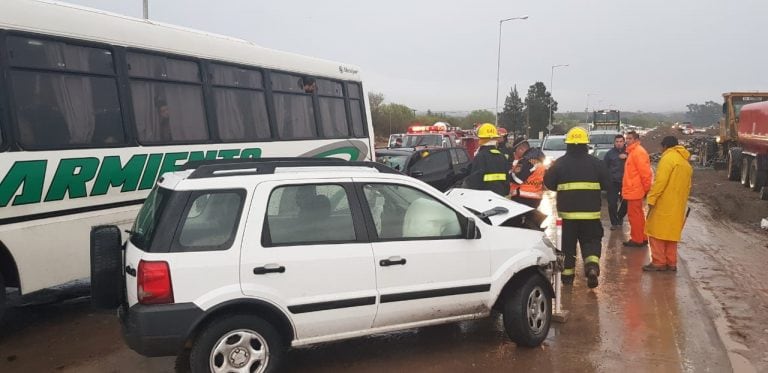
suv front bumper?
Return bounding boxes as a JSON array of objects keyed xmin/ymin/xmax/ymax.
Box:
[{"xmin": 120, "ymin": 302, "xmax": 204, "ymax": 357}]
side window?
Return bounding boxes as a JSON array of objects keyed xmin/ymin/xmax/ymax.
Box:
[
  {"xmin": 127, "ymin": 52, "xmax": 208, "ymax": 144},
  {"xmin": 175, "ymin": 190, "xmax": 244, "ymax": 251},
  {"xmin": 455, "ymin": 149, "xmax": 469, "ymax": 164},
  {"xmin": 209, "ymin": 64, "xmax": 271, "ymax": 141},
  {"xmin": 7, "ymin": 36, "xmax": 125, "ymax": 149},
  {"xmin": 411, "ymin": 150, "xmax": 450, "ymax": 173},
  {"xmin": 362, "ymin": 184, "xmax": 461, "ymax": 240},
  {"xmin": 348, "ymin": 82, "xmax": 366, "ymax": 138},
  {"xmin": 317, "ymin": 79, "xmax": 349, "ymax": 138},
  {"xmin": 264, "ymin": 184, "xmax": 356, "ymax": 245},
  {"xmin": 270, "ymin": 73, "xmax": 316, "ymax": 139}
]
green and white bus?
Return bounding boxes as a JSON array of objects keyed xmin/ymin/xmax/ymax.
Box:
[{"xmin": 0, "ymin": 0, "xmax": 374, "ymax": 316}]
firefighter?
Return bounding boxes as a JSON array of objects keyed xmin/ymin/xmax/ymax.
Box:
[
  {"xmin": 543, "ymin": 127, "xmax": 610, "ymax": 288},
  {"xmin": 463, "ymin": 123, "xmax": 510, "ymax": 196}
]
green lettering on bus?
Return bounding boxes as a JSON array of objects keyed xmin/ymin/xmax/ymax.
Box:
[
  {"xmin": 158, "ymin": 152, "xmax": 189, "ymax": 179},
  {"xmin": 90, "ymin": 154, "xmax": 148, "ymax": 196},
  {"xmin": 314, "ymin": 146, "xmax": 360, "ymax": 160},
  {"xmin": 44, "ymin": 158, "xmax": 100, "ymax": 202},
  {"xmin": 218, "ymin": 149, "xmax": 241, "ymax": 159},
  {"xmin": 240, "ymin": 148, "xmax": 262, "ymax": 158},
  {"xmin": 188, "ymin": 150, "xmax": 219, "ymax": 162},
  {"xmin": 0, "ymin": 160, "xmax": 47, "ymax": 207},
  {"xmin": 139, "ymin": 153, "xmax": 164, "ymax": 190}
]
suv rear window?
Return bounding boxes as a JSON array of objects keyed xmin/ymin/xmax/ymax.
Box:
[
  {"xmin": 174, "ymin": 190, "xmax": 245, "ymax": 251},
  {"xmin": 130, "ymin": 187, "xmax": 171, "ymax": 251}
]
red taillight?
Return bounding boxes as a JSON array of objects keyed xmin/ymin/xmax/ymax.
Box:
[{"xmin": 137, "ymin": 260, "xmax": 174, "ymax": 305}]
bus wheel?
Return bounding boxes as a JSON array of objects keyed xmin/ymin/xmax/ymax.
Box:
[
  {"xmin": 90, "ymin": 225, "xmax": 123, "ymax": 309},
  {"xmin": 0, "ymin": 271, "xmax": 6, "ymax": 321}
]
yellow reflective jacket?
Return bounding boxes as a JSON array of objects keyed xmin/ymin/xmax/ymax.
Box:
[{"xmin": 645, "ymin": 145, "xmax": 693, "ymax": 241}]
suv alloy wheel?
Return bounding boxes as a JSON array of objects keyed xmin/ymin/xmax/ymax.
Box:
[
  {"xmin": 190, "ymin": 314, "xmax": 284, "ymax": 373},
  {"xmin": 502, "ymin": 273, "xmax": 552, "ymax": 347}
]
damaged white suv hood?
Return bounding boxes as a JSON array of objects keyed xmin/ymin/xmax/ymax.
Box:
[{"xmin": 445, "ymin": 188, "xmax": 533, "ymax": 226}]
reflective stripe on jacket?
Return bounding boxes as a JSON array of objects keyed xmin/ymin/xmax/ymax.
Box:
[
  {"xmin": 464, "ymin": 145, "xmax": 510, "ymax": 196},
  {"xmin": 517, "ymin": 165, "xmax": 545, "ymax": 199},
  {"xmin": 542, "ymin": 146, "xmax": 610, "ymax": 220}
]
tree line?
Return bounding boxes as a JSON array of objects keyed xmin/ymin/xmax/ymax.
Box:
[{"xmin": 369, "ymin": 85, "xmax": 718, "ymax": 141}]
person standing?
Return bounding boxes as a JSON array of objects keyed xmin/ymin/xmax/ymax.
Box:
[
  {"xmin": 464, "ymin": 123, "xmax": 510, "ymax": 197},
  {"xmin": 622, "ymin": 131, "xmax": 653, "ymax": 247},
  {"xmin": 604, "ymin": 135, "xmax": 628, "ymax": 230},
  {"xmin": 509, "ymin": 137, "xmax": 547, "ymax": 229},
  {"xmin": 643, "ymin": 136, "xmax": 693, "ymax": 272},
  {"xmin": 543, "ymin": 127, "xmax": 610, "ymax": 288}
]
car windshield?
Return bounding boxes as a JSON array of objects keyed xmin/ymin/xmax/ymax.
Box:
[
  {"xmin": 590, "ymin": 133, "xmax": 619, "ymax": 146},
  {"xmin": 527, "ymin": 139, "xmax": 542, "ymax": 148},
  {"xmin": 130, "ymin": 187, "xmax": 170, "ymax": 251},
  {"xmin": 377, "ymin": 154, "xmax": 410, "ymax": 171},
  {"xmin": 403, "ymin": 134, "xmax": 442, "ymax": 147},
  {"xmin": 543, "ymin": 137, "xmax": 567, "ymax": 151}
]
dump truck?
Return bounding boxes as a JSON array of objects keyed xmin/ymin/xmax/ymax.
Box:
[{"xmin": 705, "ymin": 92, "xmax": 768, "ymax": 200}]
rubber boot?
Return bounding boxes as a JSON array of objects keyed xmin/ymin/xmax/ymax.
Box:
[
  {"xmin": 562, "ymin": 274, "xmax": 574, "ymax": 286},
  {"xmin": 585, "ymin": 262, "xmax": 600, "ymax": 289}
]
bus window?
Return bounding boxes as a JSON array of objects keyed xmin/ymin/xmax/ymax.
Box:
[
  {"xmin": 210, "ymin": 64, "xmax": 270, "ymax": 141},
  {"xmin": 7, "ymin": 36, "xmax": 125, "ymax": 149},
  {"xmin": 270, "ymin": 72, "xmax": 316, "ymax": 139},
  {"xmin": 348, "ymin": 83, "xmax": 366, "ymax": 138},
  {"xmin": 317, "ymin": 79, "xmax": 349, "ymax": 137},
  {"xmin": 127, "ymin": 52, "xmax": 208, "ymax": 144}
]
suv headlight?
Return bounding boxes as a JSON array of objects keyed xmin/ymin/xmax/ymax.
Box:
[{"xmin": 542, "ymin": 235, "xmax": 558, "ymax": 253}]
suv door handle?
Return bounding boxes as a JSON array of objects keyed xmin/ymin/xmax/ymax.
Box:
[
  {"xmin": 380, "ymin": 256, "xmax": 407, "ymax": 267},
  {"xmin": 253, "ymin": 264, "xmax": 286, "ymax": 275}
]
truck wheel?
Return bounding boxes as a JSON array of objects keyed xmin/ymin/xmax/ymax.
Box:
[
  {"xmin": 728, "ymin": 148, "xmax": 742, "ymax": 181},
  {"xmin": 740, "ymin": 157, "xmax": 752, "ymax": 187},
  {"xmin": 90, "ymin": 225, "xmax": 123, "ymax": 309},
  {"xmin": 750, "ymin": 159, "xmax": 767, "ymax": 192},
  {"xmin": 502, "ymin": 273, "xmax": 552, "ymax": 347},
  {"xmin": 0, "ymin": 271, "xmax": 6, "ymax": 321},
  {"xmin": 189, "ymin": 314, "xmax": 284, "ymax": 373}
]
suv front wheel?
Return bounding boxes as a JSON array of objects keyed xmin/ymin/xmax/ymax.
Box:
[
  {"xmin": 502, "ymin": 273, "xmax": 552, "ymax": 347},
  {"xmin": 190, "ymin": 314, "xmax": 284, "ymax": 373}
]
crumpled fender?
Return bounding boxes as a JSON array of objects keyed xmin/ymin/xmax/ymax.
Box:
[{"xmin": 488, "ymin": 247, "xmax": 555, "ymax": 305}]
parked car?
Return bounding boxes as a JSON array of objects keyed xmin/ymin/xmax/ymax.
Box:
[
  {"xmin": 588, "ymin": 130, "xmax": 623, "ymax": 150},
  {"xmin": 541, "ymin": 135, "xmax": 567, "ymax": 167},
  {"xmin": 375, "ymin": 147, "xmax": 471, "ymax": 191},
  {"xmin": 90, "ymin": 158, "xmax": 558, "ymax": 373},
  {"xmin": 527, "ymin": 138, "xmax": 543, "ymax": 149}
]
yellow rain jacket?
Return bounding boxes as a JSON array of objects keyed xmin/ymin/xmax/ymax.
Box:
[{"xmin": 645, "ymin": 145, "xmax": 693, "ymax": 241}]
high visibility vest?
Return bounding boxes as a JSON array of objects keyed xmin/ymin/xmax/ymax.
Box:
[{"xmin": 518, "ymin": 165, "xmax": 545, "ymax": 199}]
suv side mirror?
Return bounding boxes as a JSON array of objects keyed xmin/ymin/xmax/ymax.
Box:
[{"xmin": 464, "ymin": 218, "xmax": 477, "ymax": 239}]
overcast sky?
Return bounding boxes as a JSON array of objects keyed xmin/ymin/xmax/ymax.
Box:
[{"xmin": 64, "ymin": 0, "xmax": 768, "ymax": 114}]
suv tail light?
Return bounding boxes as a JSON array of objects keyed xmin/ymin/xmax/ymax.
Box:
[{"xmin": 137, "ymin": 260, "xmax": 174, "ymax": 305}]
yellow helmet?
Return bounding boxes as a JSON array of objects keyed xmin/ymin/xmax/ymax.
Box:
[
  {"xmin": 565, "ymin": 127, "xmax": 590, "ymax": 144},
  {"xmin": 477, "ymin": 123, "xmax": 499, "ymax": 138}
]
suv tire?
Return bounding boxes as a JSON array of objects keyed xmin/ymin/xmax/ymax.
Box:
[
  {"xmin": 502, "ymin": 273, "xmax": 552, "ymax": 347},
  {"xmin": 90, "ymin": 225, "xmax": 123, "ymax": 309},
  {"xmin": 190, "ymin": 314, "xmax": 284, "ymax": 373}
]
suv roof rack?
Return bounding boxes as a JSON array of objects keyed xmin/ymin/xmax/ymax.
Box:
[{"xmin": 184, "ymin": 158, "xmax": 400, "ymax": 179}]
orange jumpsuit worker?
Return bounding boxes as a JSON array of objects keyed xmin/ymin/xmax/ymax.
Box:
[
  {"xmin": 622, "ymin": 130, "xmax": 653, "ymax": 247},
  {"xmin": 643, "ymin": 136, "xmax": 692, "ymax": 272}
]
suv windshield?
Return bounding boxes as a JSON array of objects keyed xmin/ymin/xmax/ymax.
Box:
[
  {"xmin": 130, "ymin": 187, "xmax": 170, "ymax": 251},
  {"xmin": 543, "ymin": 137, "xmax": 567, "ymax": 151}
]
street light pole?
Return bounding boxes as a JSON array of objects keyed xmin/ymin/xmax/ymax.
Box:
[
  {"xmin": 585, "ymin": 93, "xmax": 597, "ymax": 126},
  {"xmin": 142, "ymin": 0, "xmax": 149, "ymax": 19},
  {"xmin": 548, "ymin": 64, "xmax": 568, "ymax": 131},
  {"xmin": 495, "ymin": 15, "xmax": 529, "ymax": 126}
]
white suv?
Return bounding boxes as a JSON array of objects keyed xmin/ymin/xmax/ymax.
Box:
[{"xmin": 90, "ymin": 159, "xmax": 558, "ymax": 373}]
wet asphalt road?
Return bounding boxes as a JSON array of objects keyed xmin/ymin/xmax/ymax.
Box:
[{"xmin": 0, "ymin": 194, "xmax": 741, "ymax": 372}]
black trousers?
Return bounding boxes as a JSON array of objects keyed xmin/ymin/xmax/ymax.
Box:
[
  {"xmin": 606, "ymin": 181, "xmax": 627, "ymax": 226},
  {"xmin": 562, "ymin": 219, "xmax": 604, "ymax": 272}
]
